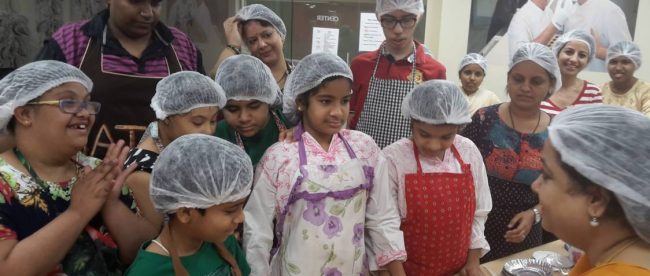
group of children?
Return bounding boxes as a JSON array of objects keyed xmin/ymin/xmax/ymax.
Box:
[{"xmin": 111, "ymin": 48, "xmax": 494, "ymax": 275}]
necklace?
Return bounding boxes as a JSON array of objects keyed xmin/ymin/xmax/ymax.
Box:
[{"xmin": 508, "ymin": 104, "xmax": 541, "ymax": 136}]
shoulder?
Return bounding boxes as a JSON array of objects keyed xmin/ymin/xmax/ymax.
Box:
[
  {"xmin": 453, "ymin": 135, "xmax": 482, "ymax": 159},
  {"xmin": 52, "ymin": 20, "xmax": 89, "ymax": 41},
  {"xmin": 584, "ymin": 81, "xmax": 602, "ymax": 93},
  {"xmin": 351, "ymin": 51, "xmax": 378, "ymax": 69},
  {"xmin": 125, "ymin": 243, "xmax": 168, "ymax": 276},
  {"xmin": 169, "ymin": 26, "xmax": 195, "ymax": 48},
  {"xmin": 415, "ymin": 43, "xmax": 446, "ymax": 73},
  {"xmin": 340, "ymin": 129, "xmax": 381, "ymax": 160},
  {"xmin": 585, "ymin": 262, "xmax": 650, "ymax": 276},
  {"xmin": 382, "ymin": 138, "xmax": 412, "ymax": 160}
]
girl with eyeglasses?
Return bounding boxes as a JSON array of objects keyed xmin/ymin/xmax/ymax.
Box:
[{"xmin": 0, "ymin": 60, "xmax": 148, "ymax": 275}]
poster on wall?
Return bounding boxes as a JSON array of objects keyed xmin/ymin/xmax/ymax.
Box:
[
  {"xmin": 358, "ymin": 12, "xmax": 385, "ymax": 52},
  {"xmin": 467, "ymin": 0, "xmax": 639, "ymax": 72},
  {"xmin": 311, "ymin": 27, "xmax": 340, "ymax": 55}
]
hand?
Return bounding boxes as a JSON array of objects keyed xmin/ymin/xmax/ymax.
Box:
[
  {"xmin": 551, "ymin": 0, "xmax": 577, "ymax": 32},
  {"xmin": 590, "ymin": 29, "xmax": 606, "ymax": 60},
  {"xmin": 223, "ymin": 16, "xmax": 242, "ymax": 47},
  {"xmin": 504, "ymin": 209, "xmax": 535, "ymax": 243},
  {"xmin": 69, "ymin": 141, "xmax": 129, "ymax": 220},
  {"xmin": 278, "ymin": 127, "xmax": 296, "ymax": 143},
  {"xmin": 459, "ymin": 262, "xmax": 483, "ymax": 276}
]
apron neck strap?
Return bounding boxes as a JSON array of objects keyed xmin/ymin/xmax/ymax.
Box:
[
  {"xmin": 373, "ymin": 42, "xmax": 418, "ymax": 81},
  {"xmin": 411, "ymin": 141, "xmax": 467, "ymax": 174},
  {"xmin": 296, "ymin": 122, "xmax": 356, "ymax": 166}
]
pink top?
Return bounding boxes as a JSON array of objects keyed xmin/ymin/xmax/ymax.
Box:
[{"xmin": 540, "ymin": 80, "xmax": 603, "ymax": 116}]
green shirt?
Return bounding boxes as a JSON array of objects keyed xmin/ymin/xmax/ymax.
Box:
[
  {"xmin": 216, "ymin": 110, "xmax": 290, "ymax": 167},
  {"xmin": 125, "ymin": 235, "xmax": 250, "ymax": 276}
]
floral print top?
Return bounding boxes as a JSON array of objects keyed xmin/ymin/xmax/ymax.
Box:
[
  {"xmin": 0, "ymin": 152, "xmax": 136, "ymax": 275},
  {"xmin": 244, "ymin": 129, "xmax": 406, "ymax": 274}
]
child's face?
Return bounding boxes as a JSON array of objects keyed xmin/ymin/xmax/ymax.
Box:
[
  {"xmin": 299, "ymin": 78, "xmax": 352, "ymax": 139},
  {"xmin": 411, "ymin": 120, "xmax": 458, "ymax": 159},
  {"xmin": 223, "ymin": 99, "xmax": 272, "ymax": 137},
  {"xmin": 186, "ymin": 197, "xmax": 247, "ymax": 243},
  {"xmin": 164, "ymin": 106, "xmax": 219, "ymax": 140}
]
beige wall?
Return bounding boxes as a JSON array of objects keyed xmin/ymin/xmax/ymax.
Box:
[{"xmin": 423, "ymin": 0, "xmax": 650, "ymax": 101}]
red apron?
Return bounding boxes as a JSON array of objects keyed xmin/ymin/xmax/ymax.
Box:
[{"xmin": 401, "ymin": 143, "xmax": 476, "ymax": 276}]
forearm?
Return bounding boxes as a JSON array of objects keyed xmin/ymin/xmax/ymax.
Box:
[
  {"xmin": 101, "ymin": 201, "xmax": 158, "ymax": 264},
  {"xmin": 384, "ymin": 260, "xmax": 406, "ymax": 276},
  {"xmin": 0, "ymin": 209, "xmax": 90, "ymax": 275},
  {"xmin": 532, "ymin": 24, "xmax": 559, "ymax": 46},
  {"xmin": 466, "ymin": 248, "xmax": 482, "ymax": 266}
]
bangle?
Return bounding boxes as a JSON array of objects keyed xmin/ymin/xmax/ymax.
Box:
[{"xmin": 226, "ymin": 44, "xmax": 241, "ymax": 55}]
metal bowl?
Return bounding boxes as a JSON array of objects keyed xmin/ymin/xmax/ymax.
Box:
[{"xmin": 502, "ymin": 258, "xmax": 553, "ymax": 276}]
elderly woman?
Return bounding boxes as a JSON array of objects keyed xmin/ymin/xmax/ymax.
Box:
[
  {"xmin": 211, "ymin": 4, "xmax": 291, "ymax": 91},
  {"xmin": 532, "ymin": 105, "xmax": 650, "ymax": 274},
  {"xmin": 124, "ymin": 71, "xmax": 226, "ymax": 231},
  {"xmin": 0, "ymin": 60, "xmax": 152, "ymax": 274},
  {"xmin": 458, "ymin": 53, "xmax": 501, "ymax": 115},
  {"xmin": 214, "ymin": 55, "xmax": 290, "ymax": 167},
  {"xmin": 540, "ymin": 30, "xmax": 602, "ymax": 116},
  {"xmin": 461, "ymin": 43, "xmax": 560, "ymax": 262},
  {"xmin": 600, "ymin": 41, "xmax": 650, "ymax": 116},
  {"xmin": 36, "ymin": 0, "xmax": 203, "ymax": 156}
]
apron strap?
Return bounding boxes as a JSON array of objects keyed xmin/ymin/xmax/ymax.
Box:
[
  {"xmin": 371, "ymin": 42, "xmax": 418, "ymax": 82},
  {"xmin": 412, "ymin": 142, "xmax": 469, "ymax": 175}
]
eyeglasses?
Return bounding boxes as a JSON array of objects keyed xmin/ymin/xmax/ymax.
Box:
[
  {"xmin": 27, "ymin": 99, "xmax": 101, "ymax": 115},
  {"xmin": 380, "ymin": 16, "xmax": 417, "ymax": 29}
]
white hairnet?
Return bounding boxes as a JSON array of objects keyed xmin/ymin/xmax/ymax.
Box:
[
  {"xmin": 150, "ymin": 71, "xmax": 227, "ymax": 120},
  {"xmin": 549, "ymin": 105, "xmax": 650, "ymax": 243},
  {"xmin": 607, "ymin": 41, "xmax": 642, "ymax": 70},
  {"xmin": 510, "ymin": 42, "xmax": 562, "ymax": 93},
  {"xmin": 552, "ymin": 29, "xmax": 596, "ymax": 62},
  {"xmin": 458, "ymin": 53, "xmax": 488, "ymax": 74},
  {"xmin": 376, "ymin": 0, "xmax": 424, "ymax": 17},
  {"xmin": 150, "ymin": 134, "xmax": 254, "ymax": 214},
  {"xmin": 282, "ymin": 53, "xmax": 352, "ymax": 124},
  {"xmin": 236, "ymin": 4, "xmax": 287, "ymax": 39},
  {"xmin": 0, "ymin": 60, "xmax": 93, "ymax": 132},
  {"xmin": 215, "ymin": 55, "xmax": 281, "ymax": 107},
  {"xmin": 402, "ymin": 80, "xmax": 471, "ymax": 125}
]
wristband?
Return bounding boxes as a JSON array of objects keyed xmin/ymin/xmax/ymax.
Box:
[{"xmin": 226, "ymin": 44, "xmax": 241, "ymax": 55}]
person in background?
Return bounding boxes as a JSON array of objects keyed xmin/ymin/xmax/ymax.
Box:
[
  {"xmin": 458, "ymin": 53, "xmax": 501, "ymax": 115},
  {"xmin": 564, "ymin": 0, "xmax": 632, "ymax": 72},
  {"xmin": 124, "ymin": 71, "xmax": 226, "ymax": 232},
  {"xmin": 601, "ymin": 41, "xmax": 650, "ymax": 116},
  {"xmin": 506, "ymin": 0, "xmax": 574, "ymax": 59},
  {"xmin": 0, "ymin": 60, "xmax": 149, "ymax": 274},
  {"xmin": 210, "ymin": 4, "xmax": 292, "ymax": 92},
  {"xmin": 126, "ymin": 134, "xmax": 252, "ymax": 276},
  {"xmin": 350, "ymin": 0, "xmax": 446, "ymax": 148},
  {"xmin": 383, "ymin": 80, "xmax": 491, "ymax": 275},
  {"xmin": 540, "ymin": 30, "xmax": 602, "ymax": 116},
  {"xmin": 244, "ymin": 53, "xmax": 406, "ymax": 275},
  {"xmin": 36, "ymin": 0, "xmax": 204, "ymax": 157},
  {"xmin": 532, "ymin": 105, "xmax": 650, "ymax": 275},
  {"xmin": 462, "ymin": 43, "xmax": 559, "ymax": 262},
  {"xmin": 215, "ymin": 55, "xmax": 290, "ymax": 167}
]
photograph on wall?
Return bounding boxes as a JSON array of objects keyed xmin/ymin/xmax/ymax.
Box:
[{"xmin": 467, "ymin": 0, "xmax": 639, "ymax": 72}]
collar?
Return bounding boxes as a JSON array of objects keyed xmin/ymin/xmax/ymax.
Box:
[
  {"xmin": 81, "ymin": 9, "xmax": 175, "ymax": 46},
  {"xmin": 380, "ymin": 41, "xmax": 430, "ymax": 64}
]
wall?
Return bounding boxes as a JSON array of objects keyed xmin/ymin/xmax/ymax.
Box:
[{"xmin": 424, "ymin": 0, "xmax": 650, "ymax": 101}]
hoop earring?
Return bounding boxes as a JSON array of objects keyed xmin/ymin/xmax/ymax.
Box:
[{"xmin": 590, "ymin": 217, "xmax": 600, "ymax": 227}]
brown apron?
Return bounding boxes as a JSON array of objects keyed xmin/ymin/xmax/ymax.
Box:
[{"xmin": 79, "ymin": 32, "xmax": 182, "ymax": 157}]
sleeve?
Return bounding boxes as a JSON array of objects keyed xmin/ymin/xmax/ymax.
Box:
[
  {"xmin": 467, "ymin": 143, "xmax": 492, "ymax": 256},
  {"xmin": 460, "ymin": 111, "xmax": 483, "ymax": 144},
  {"xmin": 34, "ymin": 38, "xmax": 67, "ymax": 62},
  {"xmin": 225, "ymin": 235, "xmax": 251, "ymax": 276},
  {"xmin": 639, "ymin": 84, "xmax": 650, "ymax": 117},
  {"xmin": 243, "ymin": 161, "xmax": 278, "ymax": 276},
  {"xmin": 601, "ymin": 7, "xmax": 632, "ymax": 49},
  {"xmin": 488, "ymin": 91, "xmax": 502, "ymax": 106},
  {"xmin": 365, "ymin": 154, "xmax": 406, "ymax": 268},
  {"xmin": 0, "ymin": 178, "xmax": 18, "ymax": 241},
  {"xmin": 383, "ymin": 147, "xmax": 404, "ymax": 219}
]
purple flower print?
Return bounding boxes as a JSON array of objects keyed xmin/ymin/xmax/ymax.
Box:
[
  {"xmin": 323, "ymin": 216, "xmax": 343, "ymax": 238},
  {"xmin": 323, "ymin": 267, "xmax": 342, "ymax": 276},
  {"xmin": 303, "ymin": 200, "xmax": 326, "ymax": 226},
  {"xmin": 352, "ymin": 223, "xmax": 364, "ymax": 246}
]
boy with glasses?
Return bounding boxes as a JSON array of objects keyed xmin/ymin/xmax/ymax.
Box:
[{"xmin": 350, "ymin": 0, "xmax": 447, "ymax": 149}]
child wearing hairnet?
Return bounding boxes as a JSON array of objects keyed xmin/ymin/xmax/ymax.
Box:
[
  {"xmin": 126, "ymin": 134, "xmax": 252, "ymax": 276},
  {"xmin": 214, "ymin": 55, "xmax": 291, "ymax": 167},
  {"xmin": 244, "ymin": 53, "xmax": 406, "ymax": 275},
  {"xmin": 124, "ymin": 71, "xmax": 227, "ymax": 234},
  {"xmin": 383, "ymin": 80, "xmax": 492, "ymax": 275},
  {"xmin": 458, "ymin": 53, "xmax": 501, "ymax": 115},
  {"xmin": 601, "ymin": 41, "xmax": 650, "ymax": 116}
]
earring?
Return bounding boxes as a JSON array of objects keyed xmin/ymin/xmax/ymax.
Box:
[
  {"xmin": 297, "ymin": 107, "xmax": 302, "ymax": 112},
  {"xmin": 22, "ymin": 120, "xmax": 31, "ymax": 127},
  {"xmin": 590, "ymin": 217, "xmax": 600, "ymax": 227}
]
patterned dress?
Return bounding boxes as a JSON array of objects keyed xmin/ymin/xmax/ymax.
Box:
[
  {"xmin": 461, "ymin": 104, "xmax": 548, "ymax": 262},
  {"xmin": 0, "ymin": 152, "xmax": 136, "ymax": 275}
]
